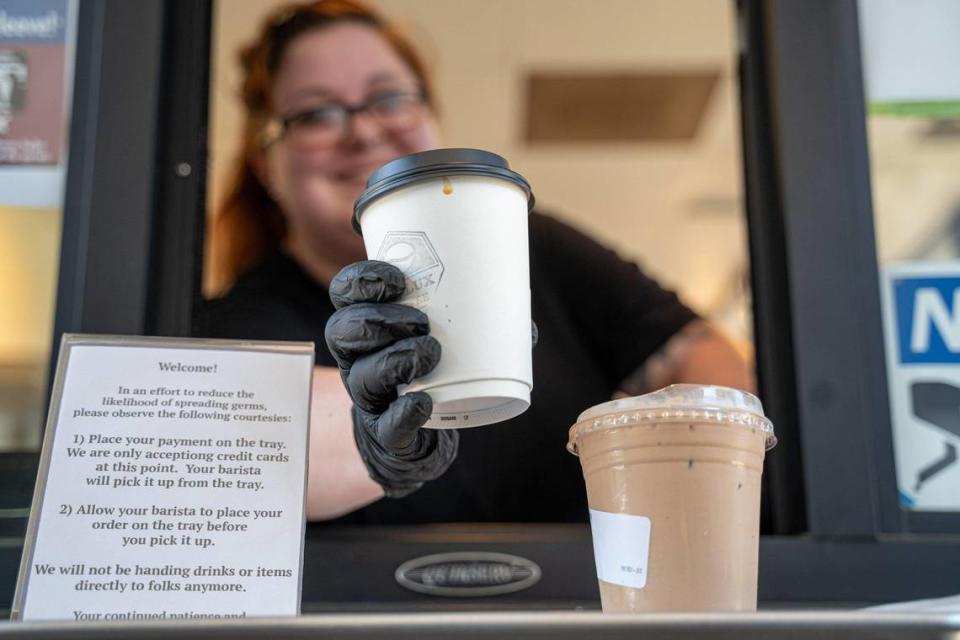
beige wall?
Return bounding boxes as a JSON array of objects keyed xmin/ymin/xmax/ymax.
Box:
[
  {"xmin": 868, "ymin": 116, "xmax": 960, "ymax": 263},
  {"xmin": 209, "ymin": 0, "xmax": 749, "ymax": 340},
  {"xmin": 0, "ymin": 206, "xmax": 61, "ymax": 449},
  {"xmin": 0, "ymin": 206, "xmax": 61, "ymax": 364}
]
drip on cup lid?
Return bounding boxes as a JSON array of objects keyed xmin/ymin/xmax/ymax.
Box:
[{"xmin": 567, "ymin": 384, "xmax": 776, "ymax": 455}]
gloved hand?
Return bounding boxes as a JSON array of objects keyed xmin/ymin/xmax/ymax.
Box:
[{"xmin": 324, "ymin": 260, "xmax": 459, "ymax": 498}]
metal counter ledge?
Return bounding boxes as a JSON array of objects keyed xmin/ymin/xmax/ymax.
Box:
[{"xmin": 1, "ymin": 611, "xmax": 959, "ymax": 640}]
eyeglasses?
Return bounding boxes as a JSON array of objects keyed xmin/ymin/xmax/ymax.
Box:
[{"xmin": 259, "ymin": 88, "xmax": 429, "ymax": 148}]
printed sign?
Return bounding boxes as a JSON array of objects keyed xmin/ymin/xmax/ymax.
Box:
[
  {"xmin": 880, "ymin": 263, "xmax": 960, "ymax": 511},
  {"xmin": 0, "ymin": 0, "xmax": 70, "ymax": 165},
  {"xmin": 13, "ymin": 335, "xmax": 314, "ymax": 621}
]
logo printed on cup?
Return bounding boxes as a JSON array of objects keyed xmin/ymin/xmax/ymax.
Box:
[{"xmin": 377, "ymin": 231, "xmax": 444, "ymax": 308}]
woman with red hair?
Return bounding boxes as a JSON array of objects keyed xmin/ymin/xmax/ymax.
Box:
[{"xmin": 198, "ymin": 0, "xmax": 753, "ymax": 523}]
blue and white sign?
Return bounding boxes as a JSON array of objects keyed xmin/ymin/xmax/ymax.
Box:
[{"xmin": 881, "ymin": 262, "xmax": 960, "ymax": 511}]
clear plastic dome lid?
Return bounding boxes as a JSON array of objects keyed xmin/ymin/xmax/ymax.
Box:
[{"xmin": 569, "ymin": 384, "xmax": 776, "ymax": 454}]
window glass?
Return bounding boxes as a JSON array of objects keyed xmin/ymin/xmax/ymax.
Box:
[
  {"xmin": 860, "ymin": 0, "xmax": 960, "ymax": 511},
  {"xmin": 203, "ymin": 0, "xmax": 755, "ymax": 523},
  {"xmin": 0, "ymin": 0, "xmax": 77, "ymax": 451},
  {"xmin": 208, "ymin": 0, "xmax": 752, "ymax": 359}
]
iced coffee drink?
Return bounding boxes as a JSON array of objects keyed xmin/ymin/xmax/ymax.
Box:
[{"xmin": 568, "ymin": 385, "xmax": 776, "ymax": 613}]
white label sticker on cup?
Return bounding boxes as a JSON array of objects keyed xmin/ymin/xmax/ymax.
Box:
[{"xmin": 588, "ymin": 509, "xmax": 651, "ymax": 589}]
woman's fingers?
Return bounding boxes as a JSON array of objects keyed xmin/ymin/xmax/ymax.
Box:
[{"xmin": 329, "ymin": 260, "xmax": 406, "ymax": 309}]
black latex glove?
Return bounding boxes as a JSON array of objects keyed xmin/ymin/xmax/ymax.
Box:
[{"xmin": 324, "ymin": 260, "xmax": 459, "ymax": 498}]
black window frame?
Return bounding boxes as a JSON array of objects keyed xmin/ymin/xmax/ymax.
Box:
[
  {"xmin": 744, "ymin": 0, "xmax": 960, "ymax": 537},
  {"xmin": 3, "ymin": 0, "xmax": 960, "ymax": 617}
]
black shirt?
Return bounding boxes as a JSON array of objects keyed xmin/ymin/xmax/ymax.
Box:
[{"xmin": 195, "ymin": 212, "xmax": 698, "ymax": 523}]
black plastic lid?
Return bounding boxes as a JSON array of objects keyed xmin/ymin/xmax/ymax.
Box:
[{"xmin": 353, "ymin": 148, "xmax": 534, "ymax": 234}]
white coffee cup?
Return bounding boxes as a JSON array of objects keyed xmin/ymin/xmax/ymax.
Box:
[{"xmin": 353, "ymin": 149, "xmax": 534, "ymax": 428}]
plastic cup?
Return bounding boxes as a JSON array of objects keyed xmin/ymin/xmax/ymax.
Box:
[
  {"xmin": 353, "ymin": 148, "xmax": 534, "ymax": 428},
  {"xmin": 567, "ymin": 384, "xmax": 777, "ymax": 612}
]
